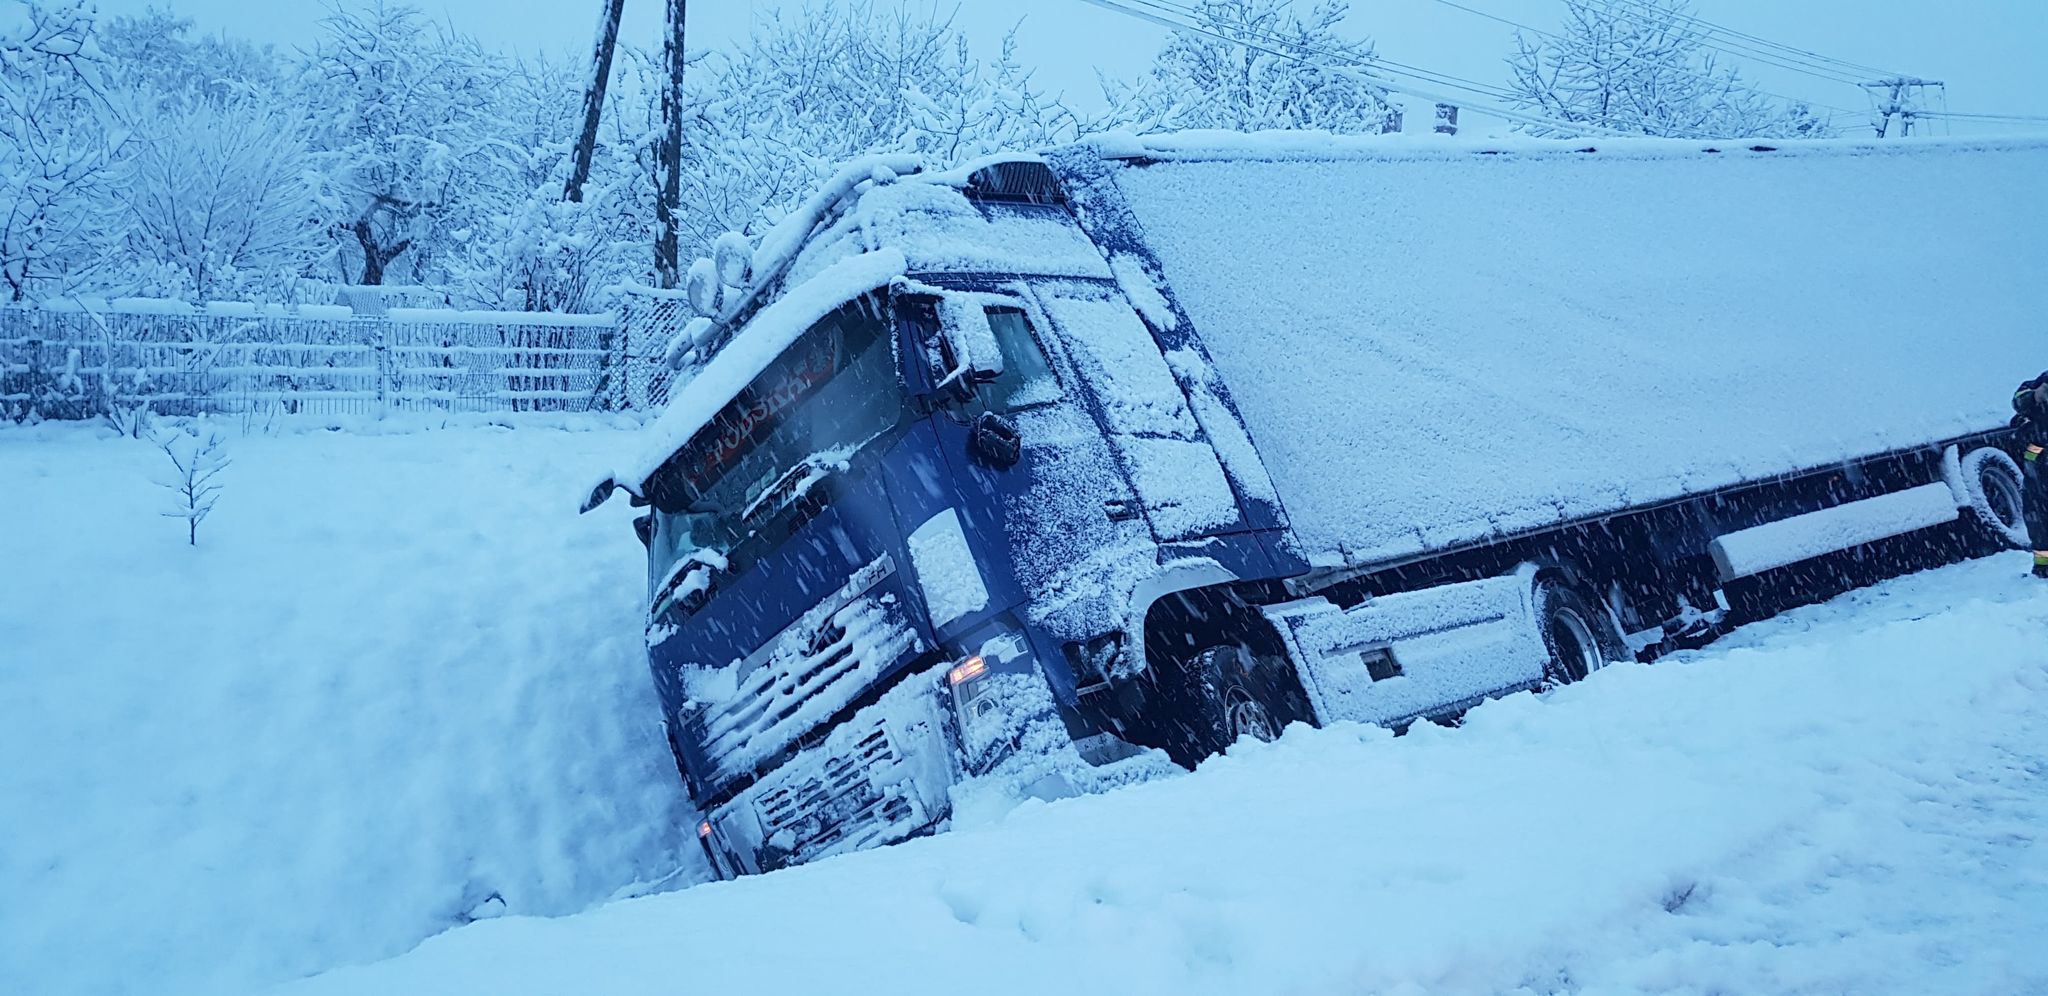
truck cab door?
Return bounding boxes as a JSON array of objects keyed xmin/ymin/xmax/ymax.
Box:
[{"xmin": 887, "ymin": 291, "xmax": 1069, "ymax": 645}]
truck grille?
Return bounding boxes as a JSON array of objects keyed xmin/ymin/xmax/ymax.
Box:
[
  {"xmin": 691, "ymin": 556, "xmax": 925, "ymax": 788},
  {"xmin": 752, "ymin": 725, "xmax": 917, "ymax": 861},
  {"xmin": 703, "ymin": 663, "xmax": 959, "ymax": 875}
]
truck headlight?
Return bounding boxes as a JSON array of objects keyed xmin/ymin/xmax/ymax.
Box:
[{"xmin": 944, "ymin": 625, "xmax": 1045, "ymax": 770}]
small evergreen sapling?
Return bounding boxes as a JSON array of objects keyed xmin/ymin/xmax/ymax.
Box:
[{"xmin": 155, "ymin": 427, "xmax": 229, "ymax": 546}]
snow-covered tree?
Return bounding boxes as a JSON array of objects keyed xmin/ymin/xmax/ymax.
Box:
[
  {"xmin": 100, "ymin": 8, "xmax": 284, "ymax": 107},
  {"xmin": 904, "ymin": 32, "xmax": 1076, "ymax": 165},
  {"xmin": 0, "ymin": 0, "xmax": 129, "ymax": 302},
  {"xmin": 444, "ymin": 54, "xmax": 649, "ymax": 313},
  {"xmin": 1506, "ymin": 0, "xmax": 1835, "ymax": 139},
  {"xmin": 122, "ymin": 97, "xmax": 325, "ymax": 300},
  {"xmin": 302, "ymin": 2, "xmax": 509, "ymax": 286},
  {"xmin": 155, "ymin": 425, "xmax": 229, "ymax": 546},
  {"xmin": 685, "ymin": 4, "xmax": 1074, "ymax": 251},
  {"xmin": 1099, "ymin": 0, "xmax": 1398, "ymax": 135},
  {"xmin": 4, "ymin": 0, "xmax": 1086, "ymax": 310}
]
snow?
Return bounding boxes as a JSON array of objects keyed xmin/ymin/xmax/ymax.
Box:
[
  {"xmin": 906, "ymin": 506, "xmax": 989, "ymax": 630},
  {"xmin": 1108, "ymin": 251, "xmax": 1177, "ymax": 331},
  {"xmin": 1162, "ymin": 346, "xmax": 1279, "ymax": 506},
  {"xmin": 827, "ymin": 179, "xmax": 1114, "ymax": 282},
  {"xmin": 108, "ymin": 296, "xmax": 197, "ymax": 315},
  {"xmin": 1041, "ymin": 291, "xmax": 1240, "ymax": 540},
  {"xmin": 1711, "ymin": 482, "xmax": 1961, "ymax": 579},
  {"xmin": 1101, "ymin": 137, "xmax": 2048, "ymax": 566},
  {"xmin": 1105, "ymin": 129, "xmax": 2048, "ymax": 163},
  {"xmin": 734, "ymin": 153, "xmax": 924, "ymax": 326},
  {"xmin": 613, "ymin": 248, "xmax": 908, "ymax": 491},
  {"xmin": 383, "ymin": 307, "xmax": 614, "ymax": 327},
  {"xmin": 21, "ymin": 299, "xmax": 613, "ymax": 326},
  {"xmin": 1265, "ymin": 565, "xmax": 1549, "ymax": 726},
  {"xmin": 273, "ymin": 554, "xmax": 2048, "ymax": 996},
  {"xmin": 0, "ymin": 417, "xmax": 701, "ymax": 996}
]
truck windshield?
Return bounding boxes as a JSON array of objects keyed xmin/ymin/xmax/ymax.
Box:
[{"xmin": 646, "ymin": 294, "xmax": 904, "ymax": 588}]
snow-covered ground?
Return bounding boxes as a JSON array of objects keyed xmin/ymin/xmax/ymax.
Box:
[
  {"xmin": 278, "ymin": 555, "xmax": 2048, "ymax": 996},
  {"xmin": 0, "ymin": 417, "xmax": 704, "ymax": 996},
  {"xmin": 8, "ymin": 421, "xmax": 2048, "ymax": 995}
]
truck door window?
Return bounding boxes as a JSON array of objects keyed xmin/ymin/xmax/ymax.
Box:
[{"xmin": 982, "ymin": 306, "xmax": 1058, "ymax": 411}]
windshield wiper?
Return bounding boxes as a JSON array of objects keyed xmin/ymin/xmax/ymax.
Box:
[
  {"xmin": 652, "ymin": 548, "xmax": 731, "ymax": 619},
  {"xmin": 740, "ymin": 448, "xmax": 856, "ymax": 527},
  {"xmin": 738, "ymin": 439, "xmax": 878, "ymax": 528}
]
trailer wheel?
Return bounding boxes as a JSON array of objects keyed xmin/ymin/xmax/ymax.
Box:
[
  {"xmin": 1959, "ymin": 447, "xmax": 2031, "ymax": 549},
  {"xmin": 1535, "ymin": 576, "xmax": 1627, "ymax": 686}
]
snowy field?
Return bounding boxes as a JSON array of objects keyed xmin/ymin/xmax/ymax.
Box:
[
  {"xmin": 0, "ymin": 417, "xmax": 705, "ymax": 996},
  {"xmin": 277, "ymin": 556, "xmax": 2048, "ymax": 996},
  {"xmin": 7, "ymin": 421, "xmax": 2048, "ymax": 995}
]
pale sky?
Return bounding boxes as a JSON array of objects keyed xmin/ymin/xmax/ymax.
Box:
[{"xmin": 103, "ymin": 0, "xmax": 2048, "ymax": 135}]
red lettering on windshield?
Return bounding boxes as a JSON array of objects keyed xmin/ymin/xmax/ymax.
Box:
[{"xmin": 684, "ymin": 335, "xmax": 842, "ymax": 487}]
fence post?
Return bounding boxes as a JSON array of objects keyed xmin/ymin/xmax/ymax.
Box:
[{"xmin": 373, "ymin": 319, "xmax": 390, "ymax": 419}]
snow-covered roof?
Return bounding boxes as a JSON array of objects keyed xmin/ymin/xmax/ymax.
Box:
[
  {"xmin": 607, "ymin": 129, "xmax": 2048, "ymax": 567},
  {"xmin": 1084, "ymin": 128, "xmax": 2048, "ymax": 163},
  {"xmin": 1099, "ymin": 133, "xmax": 2048, "ymax": 566},
  {"xmin": 610, "ymin": 153, "xmax": 1109, "ymax": 494}
]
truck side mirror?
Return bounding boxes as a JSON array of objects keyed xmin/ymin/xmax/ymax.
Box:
[
  {"xmin": 933, "ymin": 335, "xmax": 979, "ymax": 405},
  {"xmin": 936, "ymin": 297, "xmax": 1005, "ymax": 393},
  {"xmin": 969, "ymin": 411, "xmax": 1022, "ymax": 468}
]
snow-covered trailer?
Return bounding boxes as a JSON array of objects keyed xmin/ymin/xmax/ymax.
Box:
[{"xmin": 584, "ymin": 134, "xmax": 2048, "ymax": 878}]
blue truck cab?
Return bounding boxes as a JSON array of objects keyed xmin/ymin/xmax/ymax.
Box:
[
  {"xmin": 592, "ymin": 156, "xmax": 1314, "ymax": 877},
  {"xmin": 584, "ymin": 137, "xmax": 2046, "ymax": 878}
]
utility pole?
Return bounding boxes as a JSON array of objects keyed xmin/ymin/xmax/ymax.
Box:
[
  {"xmin": 564, "ymin": 0, "xmax": 626, "ymax": 203},
  {"xmin": 654, "ymin": 0, "xmax": 686, "ymax": 289},
  {"xmin": 1862, "ymin": 77, "xmax": 1944, "ymax": 138}
]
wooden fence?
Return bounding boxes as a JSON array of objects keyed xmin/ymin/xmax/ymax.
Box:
[{"xmin": 0, "ymin": 301, "xmax": 645, "ymax": 419}]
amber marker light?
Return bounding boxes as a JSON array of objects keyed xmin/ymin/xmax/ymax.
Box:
[{"xmin": 947, "ymin": 656, "xmax": 988, "ymax": 686}]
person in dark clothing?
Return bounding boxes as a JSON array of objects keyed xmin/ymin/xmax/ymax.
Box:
[{"xmin": 2015, "ymin": 372, "xmax": 2048, "ymax": 578}]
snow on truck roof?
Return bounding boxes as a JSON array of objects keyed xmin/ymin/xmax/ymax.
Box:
[
  {"xmin": 1089, "ymin": 129, "xmax": 2048, "ymax": 161},
  {"xmin": 605, "ymin": 151, "xmax": 1108, "ymax": 494},
  {"xmin": 1102, "ymin": 133, "xmax": 2048, "ymax": 566},
  {"xmin": 608, "ymin": 133, "xmax": 2048, "ymax": 566}
]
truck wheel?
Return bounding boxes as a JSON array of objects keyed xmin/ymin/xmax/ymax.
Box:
[
  {"xmin": 1959, "ymin": 447, "xmax": 2031, "ymax": 549},
  {"xmin": 1163, "ymin": 642, "xmax": 1309, "ymax": 768},
  {"xmin": 1535, "ymin": 576, "xmax": 1626, "ymax": 686}
]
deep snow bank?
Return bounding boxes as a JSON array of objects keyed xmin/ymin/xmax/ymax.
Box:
[
  {"xmin": 0, "ymin": 417, "xmax": 703, "ymax": 996},
  {"xmin": 278, "ymin": 555, "xmax": 2048, "ymax": 996}
]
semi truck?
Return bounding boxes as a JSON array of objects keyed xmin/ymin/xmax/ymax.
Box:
[{"xmin": 582, "ymin": 133, "xmax": 2047, "ymax": 879}]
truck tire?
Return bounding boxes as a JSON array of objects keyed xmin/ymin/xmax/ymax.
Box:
[
  {"xmin": 1161, "ymin": 642, "xmax": 1310, "ymax": 768},
  {"xmin": 1534, "ymin": 575, "xmax": 1627, "ymax": 686},
  {"xmin": 1959, "ymin": 447, "xmax": 2031, "ymax": 549}
]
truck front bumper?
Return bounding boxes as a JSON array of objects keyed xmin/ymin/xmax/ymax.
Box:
[{"xmin": 697, "ymin": 665, "xmax": 960, "ymax": 877}]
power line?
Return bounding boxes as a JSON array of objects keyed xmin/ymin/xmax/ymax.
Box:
[
  {"xmin": 1589, "ymin": 0, "xmax": 1901, "ymax": 85},
  {"xmin": 1919, "ymin": 111, "xmax": 2048, "ymax": 123},
  {"xmin": 1424, "ymin": 0, "xmax": 1861, "ymax": 118},
  {"xmin": 1076, "ymin": 0, "xmax": 1631, "ymax": 135},
  {"xmin": 1116, "ymin": 0, "xmax": 1520, "ymax": 103},
  {"xmin": 1594, "ymin": 0, "xmax": 1907, "ymax": 80},
  {"xmin": 1581, "ymin": 0, "xmax": 1869, "ymax": 86}
]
